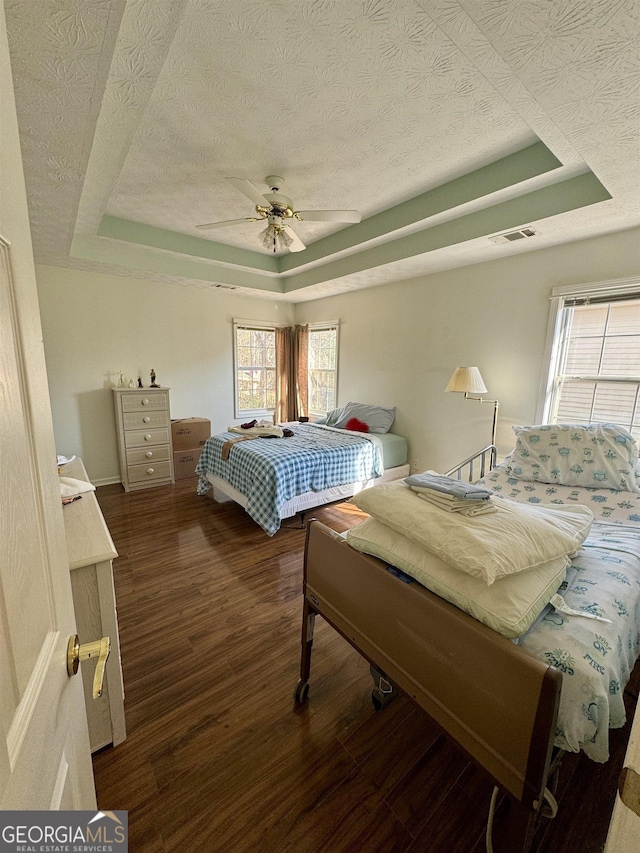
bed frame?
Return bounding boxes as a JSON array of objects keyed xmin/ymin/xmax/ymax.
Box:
[
  {"xmin": 445, "ymin": 442, "xmax": 497, "ymax": 481},
  {"xmin": 205, "ymin": 463, "xmax": 411, "ymax": 520},
  {"xmin": 294, "ymin": 445, "xmax": 563, "ymax": 852}
]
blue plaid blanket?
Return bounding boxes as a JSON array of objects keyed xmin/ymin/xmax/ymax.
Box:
[{"xmin": 196, "ymin": 423, "xmax": 383, "ymax": 535}]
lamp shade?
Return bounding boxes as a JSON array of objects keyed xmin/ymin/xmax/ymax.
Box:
[{"xmin": 445, "ymin": 366, "xmax": 488, "ymax": 394}]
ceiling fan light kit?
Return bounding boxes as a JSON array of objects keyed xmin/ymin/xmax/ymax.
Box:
[
  {"xmin": 196, "ymin": 175, "xmax": 362, "ymax": 253},
  {"xmin": 259, "ymin": 216, "xmax": 295, "ymax": 253}
]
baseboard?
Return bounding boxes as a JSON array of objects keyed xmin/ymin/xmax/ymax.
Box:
[{"xmin": 93, "ymin": 476, "xmax": 122, "ymax": 487}]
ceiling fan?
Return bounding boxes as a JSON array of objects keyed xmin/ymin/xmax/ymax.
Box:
[{"xmin": 196, "ymin": 176, "xmax": 362, "ymax": 253}]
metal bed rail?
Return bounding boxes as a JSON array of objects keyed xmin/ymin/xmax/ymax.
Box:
[{"xmin": 445, "ymin": 444, "xmax": 497, "ymax": 483}]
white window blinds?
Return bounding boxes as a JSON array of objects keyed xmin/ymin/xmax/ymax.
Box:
[
  {"xmin": 307, "ymin": 324, "xmax": 338, "ymax": 416},
  {"xmin": 547, "ymin": 294, "xmax": 640, "ymax": 439}
]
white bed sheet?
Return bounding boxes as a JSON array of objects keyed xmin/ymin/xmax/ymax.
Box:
[
  {"xmin": 484, "ymin": 460, "xmax": 640, "ymax": 525},
  {"xmin": 481, "ymin": 461, "xmax": 640, "ymax": 762}
]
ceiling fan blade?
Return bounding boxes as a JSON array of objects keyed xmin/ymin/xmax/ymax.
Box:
[
  {"xmin": 295, "ymin": 209, "xmax": 361, "ymax": 223},
  {"xmin": 286, "ymin": 226, "xmax": 306, "ymax": 253},
  {"xmin": 226, "ymin": 177, "xmax": 271, "ymax": 207},
  {"xmin": 195, "ymin": 217, "xmax": 259, "ymax": 230}
]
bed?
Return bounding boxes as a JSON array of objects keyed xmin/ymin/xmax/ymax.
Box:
[
  {"xmin": 195, "ymin": 418, "xmax": 410, "ymax": 535},
  {"xmin": 294, "ymin": 423, "xmax": 640, "ymax": 850}
]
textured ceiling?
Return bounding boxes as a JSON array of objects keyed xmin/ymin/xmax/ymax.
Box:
[{"xmin": 5, "ymin": 0, "xmax": 640, "ymax": 302}]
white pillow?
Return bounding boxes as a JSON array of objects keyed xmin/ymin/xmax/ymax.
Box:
[
  {"xmin": 351, "ymin": 480, "xmax": 592, "ymax": 585},
  {"xmin": 508, "ymin": 423, "xmax": 640, "ymax": 493},
  {"xmin": 346, "ymin": 517, "xmax": 568, "ymax": 639}
]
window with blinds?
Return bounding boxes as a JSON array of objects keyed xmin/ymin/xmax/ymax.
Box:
[
  {"xmin": 547, "ymin": 295, "xmax": 640, "ymax": 439},
  {"xmin": 232, "ymin": 320, "xmax": 339, "ymax": 419},
  {"xmin": 307, "ymin": 325, "xmax": 338, "ymax": 417},
  {"xmin": 234, "ymin": 323, "xmax": 277, "ymax": 416}
]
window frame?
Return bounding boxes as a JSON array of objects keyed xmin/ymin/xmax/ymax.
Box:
[
  {"xmin": 536, "ymin": 277, "xmax": 640, "ymax": 435},
  {"xmin": 307, "ymin": 322, "xmax": 340, "ymax": 419},
  {"xmin": 233, "ymin": 320, "xmax": 279, "ymax": 419}
]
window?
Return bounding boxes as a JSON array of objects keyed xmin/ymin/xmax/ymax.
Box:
[
  {"xmin": 540, "ymin": 281, "xmax": 640, "ymax": 440},
  {"xmin": 234, "ymin": 323, "xmax": 276, "ymax": 417},
  {"xmin": 233, "ymin": 320, "xmax": 339, "ymax": 420},
  {"xmin": 308, "ymin": 324, "xmax": 338, "ymax": 417}
]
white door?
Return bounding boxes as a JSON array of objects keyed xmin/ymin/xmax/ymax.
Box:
[
  {"xmin": 1, "ymin": 0, "xmax": 94, "ymax": 809},
  {"xmin": 0, "ymin": 236, "xmax": 96, "ymax": 809}
]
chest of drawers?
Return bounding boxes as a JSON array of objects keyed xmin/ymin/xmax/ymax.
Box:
[{"xmin": 113, "ymin": 387, "xmax": 175, "ymax": 491}]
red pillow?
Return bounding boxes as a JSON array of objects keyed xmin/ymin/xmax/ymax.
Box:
[{"xmin": 345, "ymin": 417, "xmax": 369, "ymax": 432}]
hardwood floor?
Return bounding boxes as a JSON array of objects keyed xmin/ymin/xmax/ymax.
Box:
[{"xmin": 93, "ymin": 477, "xmax": 637, "ymax": 852}]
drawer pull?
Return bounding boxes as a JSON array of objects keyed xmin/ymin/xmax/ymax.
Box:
[
  {"xmin": 146, "ymin": 451, "xmax": 153, "ymax": 458},
  {"xmin": 144, "ymin": 433, "xmax": 152, "ymax": 441},
  {"xmin": 143, "ymin": 416, "xmax": 151, "ymax": 423},
  {"xmin": 141, "ymin": 398, "xmax": 149, "ymax": 406},
  {"xmin": 146, "ymin": 467, "xmax": 155, "ymax": 475}
]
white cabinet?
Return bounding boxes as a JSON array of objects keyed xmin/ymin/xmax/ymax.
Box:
[
  {"xmin": 63, "ymin": 458, "xmax": 126, "ymax": 753},
  {"xmin": 604, "ymin": 698, "xmax": 640, "ymax": 851},
  {"xmin": 113, "ymin": 387, "xmax": 174, "ymax": 491}
]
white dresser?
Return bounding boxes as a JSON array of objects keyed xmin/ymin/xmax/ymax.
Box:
[
  {"xmin": 604, "ymin": 698, "xmax": 640, "ymax": 852},
  {"xmin": 63, "ymin": 457, "xmax": 126, "ymax": 753},
  {"xmin": 113, "ymin": 386, "xmax": 174, "ymax": 491}
]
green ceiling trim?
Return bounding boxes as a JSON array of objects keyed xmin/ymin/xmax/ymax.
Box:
[
  {"xmin": 279, "ymin": 141, "xmax": 562, "ymax": 272},
  {"xmin": 81, "ymin": 151, "xmax": 609, "ymax": 296},
  {"xmin": 95, "ymin": 141, "xmax": 560, "ymax": 282},
  {"xmin": 70, "ymin": 234, "xmax": 284, "ymax": 292},
  {"xmin": 97, "ymin": 215, "xmax": 280, "ymax": 273},
  {"xmin": 282, "ymin": 172, "xmax": 612, "ymax": 292}
]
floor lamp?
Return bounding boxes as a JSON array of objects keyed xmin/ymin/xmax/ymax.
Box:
[{"xmin": 445, "ymin": 366, "xmax": 499, "ymax": 451}]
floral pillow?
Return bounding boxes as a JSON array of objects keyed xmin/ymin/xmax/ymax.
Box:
[{"xmin": 508, "ymin": 423, "xmax": 640, "ymax": 493}]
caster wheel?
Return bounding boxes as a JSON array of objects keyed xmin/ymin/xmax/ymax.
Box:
[
  {"xmin": 372, "ymin": 687, "xmax": 396, "ymax": 711},
  {"xmin": 372, "ymin": 688, "xmax": 384, "ymax": 712},
  {"xmin": 371, "ymin": 674, "xmax": 396, "ymax": 711},
  {"xmin": 294, "ymin": 679, "xmax": 309, "ymax": 704}
]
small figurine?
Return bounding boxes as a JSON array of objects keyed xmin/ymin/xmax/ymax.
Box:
[
  {"xmin": 117, "ymin": 371, "xmax": 125, "ymax": 388},
  {"xmin": 137, "ymin": 376, "xmax": 143, "ymax": 388},
  {"xmin": 128, "ymin": 378, "xmax": 135, "ymax": 388},
  {"xmin": 150, "ymin": 369, "xmax": 159, "ymax": 388}
]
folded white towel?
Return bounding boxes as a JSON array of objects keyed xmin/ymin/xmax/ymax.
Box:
[
  {"xmin": 59, "ymin": 477, "xmax": 96, "ymax": 497},
  {"xmin": 411, "ymin": 487, "xmax": 489, "ymax": 510},
  {"xmin": 405, "ymin": 471, "xmax": 493, "ymax": 500},
  {"xmin": 416, "ymin": 492, "xmax": 497, "ymax": 516},
  {"xmin": 410, "ymin": 484, "xmax": 490, "ymax": 504}
]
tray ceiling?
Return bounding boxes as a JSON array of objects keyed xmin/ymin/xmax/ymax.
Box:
[{"xmin": 6, "ymin": 0, "xmax": 639, "ymax": 302}]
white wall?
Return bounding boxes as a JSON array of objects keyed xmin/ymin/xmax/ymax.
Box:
[
  {"xmin": 36, "ymin": 265, "xmax": 293, "ymax": 483},
  {"xmin": 296, "ymin": 227, "xmax": 640, "ymax": 473},
  {"xmin": 36, "ymin": 227, "xmax": 639, "ymax": 484},
  {"xmin": 0, "ymin": 4, "xmax": 64, "ymax": 515}
]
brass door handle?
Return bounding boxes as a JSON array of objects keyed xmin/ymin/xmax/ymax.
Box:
[{"xmin": 67, "ymin": 634, "xmax": 111, "ymax": 699}]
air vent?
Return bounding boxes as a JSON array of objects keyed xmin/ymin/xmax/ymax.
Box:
[{"xmin": 490, "ymin": 227, "xmax": 539, "ymax": 245}]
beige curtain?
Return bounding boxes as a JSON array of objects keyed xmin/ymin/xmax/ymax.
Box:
[
  {"xmin": 275, "ymin": 324, "xmax": 309, "ymax": 423},
  {"xmin": 295, "ymin": 324, "xmax": 309, "ymax": 418},
  {"xmin": 275, "ymin": 326, "xmax": 293, "ymax": 424}
]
